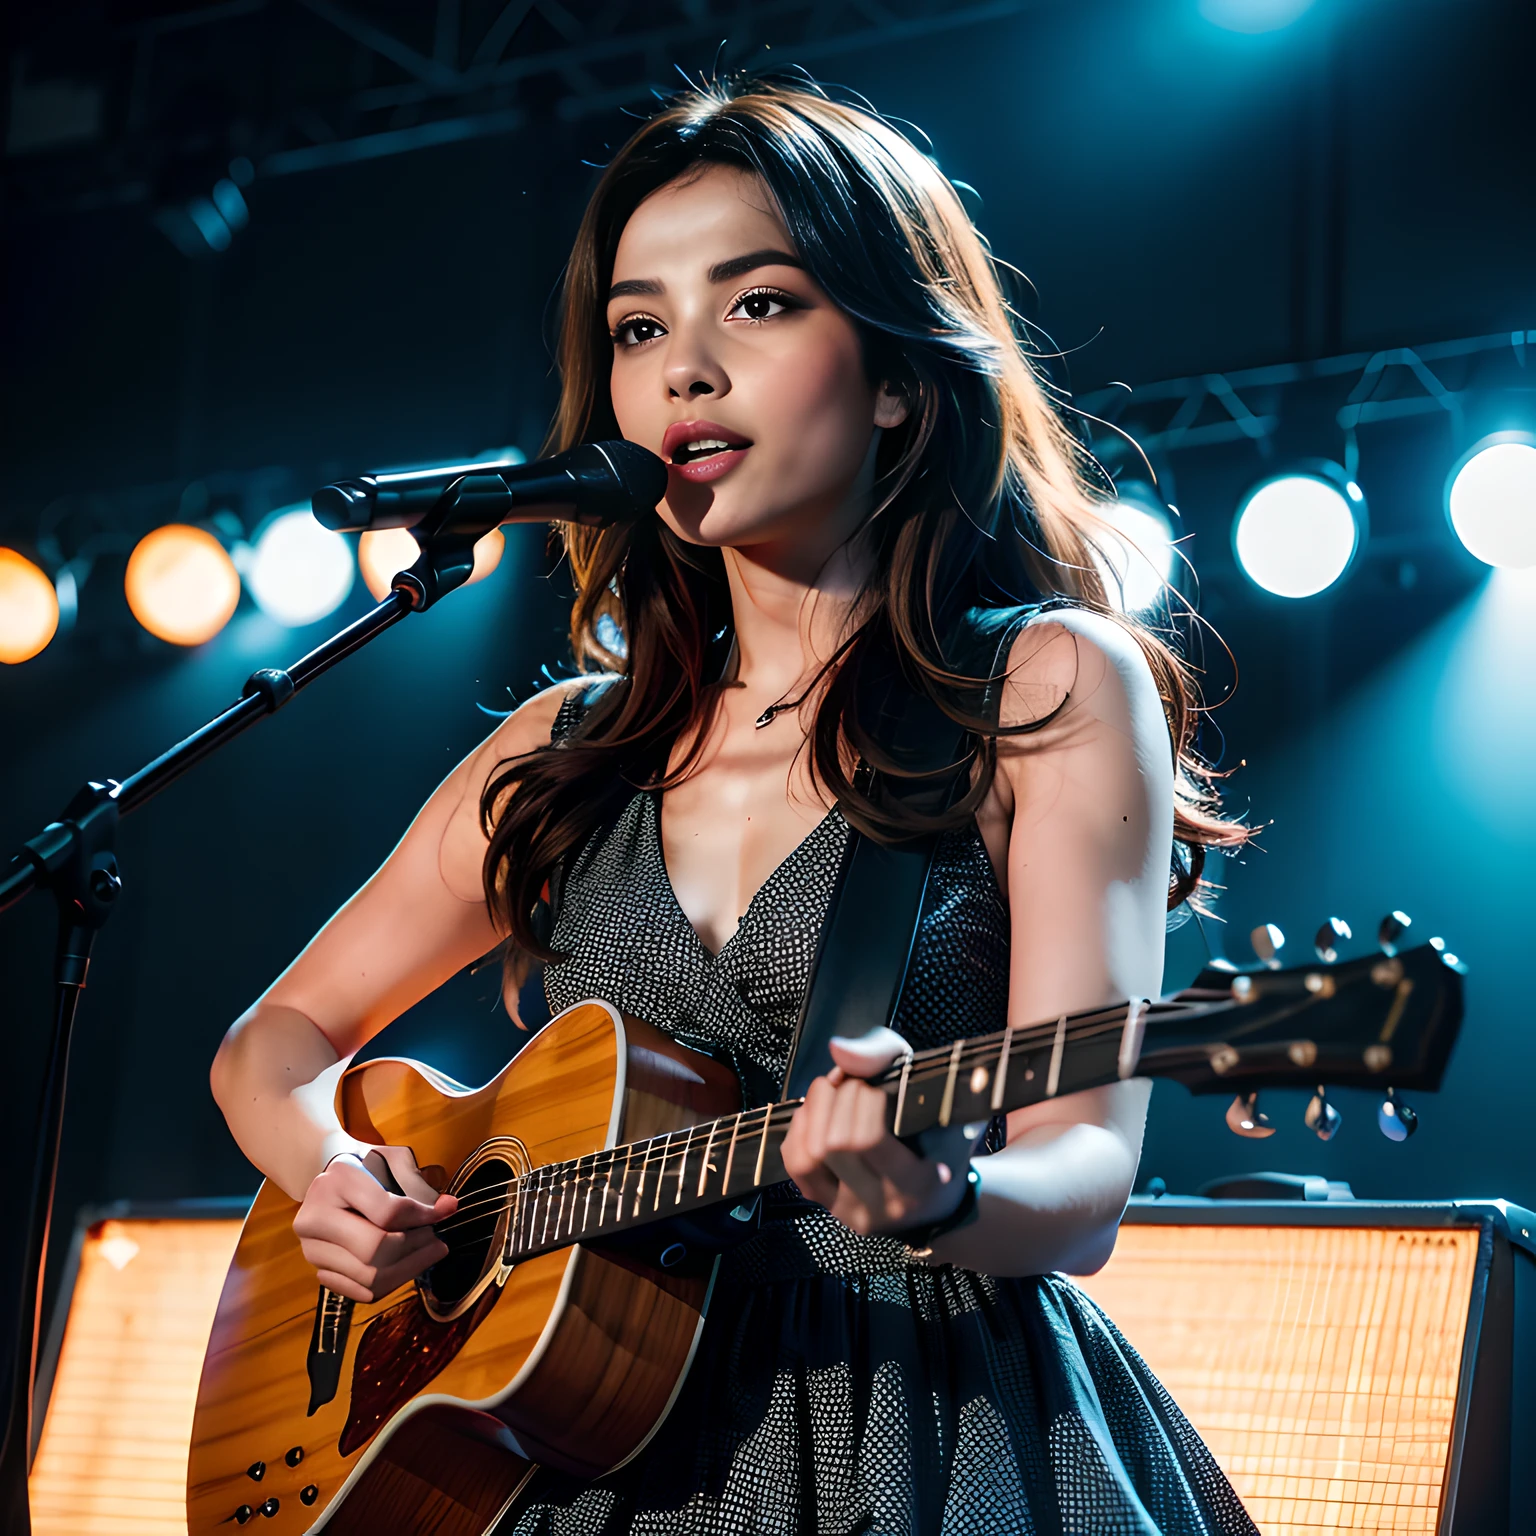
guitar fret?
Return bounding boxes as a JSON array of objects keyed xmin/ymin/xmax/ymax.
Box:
[
  {"xmin": 938, "ymin": 1038, "xmax": 964, "ymax": 1127},
  {"xmin": 696, "ymin": 1119, "xmax": 719, "ymax": 1199},
  {"xmin": 752, "ymin": 1106, "xmax": 773, "ymax": 1187},
  {"xmin": 1046, "ymin": 1014, "xmax": 1067, "ymax": 1097},
  {"xmin": 633, "ymin": 1141, "xmax": 649, "ymax": 1217},
  {"xmin": 581, "ymin": 1155, "xmax": 596, "ymax": 1232},
  {"xmin": 991, "ymin": 1023, "xmax": 1013, "ymax": 1112},
  {"xmin": 652, "ymin": 1135, "xmax": 667, "ymax": 1213},
  {"xmin": 722, "ymin": 1113, "xmax": 744, "ymax": 1195},
  {"xmin": 893, "ymin": 1052, "xmax": 914, "ymax": 1137},
  {"xmin": 674, "ymin": 1124, "xmax": 693, "ymax": 1206}
]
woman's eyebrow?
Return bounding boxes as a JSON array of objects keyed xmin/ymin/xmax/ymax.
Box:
[
  {"xmin": 607, "ymin": 250, "xmax": 805, "ymax": 303},
  {"xmin": 608, "ymin": 277, "xmax": 663, "ymax": 300},
  {"xmin": 708, "ymin": 249, "xmax": 805, "ymax": 283}
]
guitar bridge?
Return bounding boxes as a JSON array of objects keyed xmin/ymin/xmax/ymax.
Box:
[{"xmin": 306, "ymin": 1286, "xmax": 354, "ymax": 1416}]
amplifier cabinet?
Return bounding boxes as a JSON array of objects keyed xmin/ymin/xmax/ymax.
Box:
[{"xmin": 1077, "ymin": 1197, "xmax": 1534, "ymax": 1536}]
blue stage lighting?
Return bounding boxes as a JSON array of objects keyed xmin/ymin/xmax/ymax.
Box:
[
  {"xmin": 1233, "ymin": 467, "xmax": 1363, "ymax": 598},
  {"xmin": 1199, "ymin": 0, "xmax": 1317, "ymax": 31},
  {"xmin": 244, "ymin": 507, "xmax": 355, "ymax": 626},
  {"xmin": 1098, "ymin": 486, "xmax": 1177, "ymax": 612},
  {"xmin": 1445, "ymin": 435, "xmax": 1536, "ymax": 569}
]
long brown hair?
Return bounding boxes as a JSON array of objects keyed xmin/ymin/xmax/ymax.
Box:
[{"xmin": 483, "ymin": 72, "xmax": 1249, "ymax": 959}]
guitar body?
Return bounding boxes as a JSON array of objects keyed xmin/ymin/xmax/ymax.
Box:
[{"xmin": 187, "ymin": 1000, "xmax": 741, "ymax": 1535}]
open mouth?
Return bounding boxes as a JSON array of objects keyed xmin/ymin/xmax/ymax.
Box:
[
  {"xmin": 670, "ymin": 437, "xmax": 751, "ymax": 465},
  {"xmin": 662, "ymin": 420, "xmax": 753, "ymax": 472}
]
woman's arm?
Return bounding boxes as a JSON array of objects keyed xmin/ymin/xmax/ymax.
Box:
[
  {"xmin": 209, "ymin": 680, "xmax": 575, "ymax": 1298},
  {"xmin": 782, "ymin": 611, "xmax": 1172, "ymax": 1276}
]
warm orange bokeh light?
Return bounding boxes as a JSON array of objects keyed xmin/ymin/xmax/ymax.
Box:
[
  {"xmin": 1078, "ymin": 1222, "xmax": 1480, "ymax": 1534},
  {"xmin": 357, "ymin": 525, "xmax": 505, "ymax": 601},
  {"xmin": 29, "ymin": 1216, "xmax": 245, "ymax": 1535},
  {"xmin": 0, "ymin": 547, "xmax": 60, "ymax": 663},
  {"xmin": 124, "ymin": 524, "xmax": 241, "ymax": 646}
]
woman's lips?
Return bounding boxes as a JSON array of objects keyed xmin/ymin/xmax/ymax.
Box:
[
  {"xmin": 669, "ymin": 446, "xmax": 750, "ymax": 484},
  {"xmin": 661, "ymin": 419, "xmax": 753, "ymax": 483}
]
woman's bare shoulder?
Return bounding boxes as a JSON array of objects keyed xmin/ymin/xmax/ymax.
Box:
[
  {"xmin": 998, "ymin": 607, "xmax": 1160, "ymax": 740},
  {"xmin": 476, "ymin": 672, "xmax": 616, "ymax": 765}
]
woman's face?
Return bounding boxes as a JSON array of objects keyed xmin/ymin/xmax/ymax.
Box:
[{"xmin": 606, "ymin": 163, "xmax": 906, "ymax": 565}]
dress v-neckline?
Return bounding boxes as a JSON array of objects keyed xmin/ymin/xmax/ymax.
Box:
[{"xmin": 647, "ymin": 790, "xmax": 842, "ymax": 963}]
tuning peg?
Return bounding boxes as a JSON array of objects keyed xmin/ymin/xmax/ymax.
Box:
[
  {"xmin": 1428, "ymin": 936, "xmax": 1469, "ymax": 974},
  {"xmin": 1377, "ymin": 910, "xmax": 1412, "ymax": 956},
  {"xmin": 1377, "ymin": 1088, "xmax": 1419, "ymax": 1142},
  {"xmin": 1250, "ymin": 923, "xmax": 1285, "ymax": 970},
  {"xmin": 1225, "ymin": 1092, "xmax": 1276, "ymax": 1138},
  {"xmin": 1313, "ymin": 916, "xmax": 1352, "ymax": 964},
  {"xmin": 1304, "ymin": 1084, "xmax": 1342, "ymax": 1141}
]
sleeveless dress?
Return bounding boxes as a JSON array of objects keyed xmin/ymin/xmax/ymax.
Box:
[{"xmin": 497, "ymin": 694, "xmax": 1258, "ymax": 1536}]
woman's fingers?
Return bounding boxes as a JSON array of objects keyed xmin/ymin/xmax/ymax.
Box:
[
  {"xmin": 293, "ymin": 1147, "xmax": 455, "ymax": 1301},
  {"xmin": 321, "ymin": 1155, "xmax": 454, "ymax": 1231},
  {"xmin": 785, "ymin": 1068, "xmax": 952, "ymax": 1233},
  {"xmin": 371, "ymin": 1144, "xmax": 453, "ymax": 1206},
  {"xmin": 827, "ymin": 1027, "xmax": 911, "ymax": 1080}
]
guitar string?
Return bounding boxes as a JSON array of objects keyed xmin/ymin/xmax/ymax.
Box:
[
  {"xmin": 429, "ymin": 1002, "xmax": 1175, "ymax": 1238},
  {"xmin": 428, "ymin": 999, "xmax": 1194, "ymax": 1238},
  {"xmin": 429, "ymin": 1000, "xmax": 1195, "ymax": 1236}
]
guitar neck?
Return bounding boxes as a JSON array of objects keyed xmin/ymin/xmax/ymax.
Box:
[{"xmin": 504, "ymin": 992, "xmax": 1232, "ymax": 1262}]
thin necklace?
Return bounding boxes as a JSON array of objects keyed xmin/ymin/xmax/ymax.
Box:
[{"xmin": 754, "ymin": 685, "xmax": 815, "ymax": 730}]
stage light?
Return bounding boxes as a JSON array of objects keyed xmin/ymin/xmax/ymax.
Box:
[
  {"xmin": 0, "ymin": 548, "xmax": 61, "ymax": 664},
  {"xmin": 244, "ymin": 506, "xmax": 355, "ymax": 625},
  {"xmin": 1097, "ymin": 486, "xmax": 1176, "ymax": 612},
  {"xmin": 1233, "ymin": 466, "xmax": 1363, "ymax": 598},
  {"xmin": 358, "ymin": 525, "xmax": 505, "ymax": 602},
  {"xmin": 1199, "ymin": 0, "xmax": 1316, "ymax": 32},
  {"xmin": 1445, "ymin": 435, "xmax": 1536, "ymax": 569},
  {"xmin": 124, "ymin": 524, "xmax": 242, "ymax": 646}
]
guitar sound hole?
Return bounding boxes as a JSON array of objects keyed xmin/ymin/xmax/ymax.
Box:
[{"xmin": 424, "ymin": 1156, "xmax": 515, "ymax": 1311}]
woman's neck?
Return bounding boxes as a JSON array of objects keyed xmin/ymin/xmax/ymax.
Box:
[{"xmin": 719, "ymin": 428, "xmax": 881, "ymax": 698}]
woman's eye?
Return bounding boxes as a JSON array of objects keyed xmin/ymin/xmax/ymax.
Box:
[
  {"xmin": 729, "ymin": 288, "xmax": 794, "ymax": 323},
  {"xmin": 613, "ymin": 315, "xmax": 666, "ymax": 347}
]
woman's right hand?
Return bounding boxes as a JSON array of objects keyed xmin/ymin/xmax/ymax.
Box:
[{"xmin": 291, "ymin": 1146, "xmax": 459, "ymax": 1303}]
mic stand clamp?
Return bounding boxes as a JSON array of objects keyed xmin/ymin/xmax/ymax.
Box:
[{"xmin": 0, "ymin": 529, "xmax": 477, "ymax": 1534}]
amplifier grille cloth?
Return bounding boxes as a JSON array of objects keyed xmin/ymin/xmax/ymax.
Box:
[
  {"xmin": 29, "ymin": 1216, "xmax": 244, "ymax": 1534},
  {"xmin": 1077, "ymin": 1223, "xmax": 1480, "ymax": 1534},
  {"xmin": 28, "ymin": 1215, "xmax": 1482, "ymax": 1532}
]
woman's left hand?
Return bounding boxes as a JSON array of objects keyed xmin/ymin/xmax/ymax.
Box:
[{"xmin": 780, "ymin": 1027, "xmax": 975, "ymax": 1237}]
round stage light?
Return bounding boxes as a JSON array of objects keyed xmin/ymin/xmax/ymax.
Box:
[
  {"xmin": 1445, "ymin": 435, "xmax": 1536, "ymax": 569},
  {"xmin": 1199, "ymin": 0, "xmax": 1316, "ymax": 32},
  {"xmin": 0, "ymin": 548, "xmax": 61, "ymax": 664},
  {"xmin": 125, "ymin": 524, "xmax": 242, "ymax": 646},
  {"xmin": 1097, "ymin": 488, "xmax": 1176, "ymax": 612},
  {"xmin": 358, "ymin": 526, "xmax": 505, "ymax": 603},
  {"xmin": 245, "ymin": 507, "xmax": 355, "ymax": 625},
  {"xmin": 1233, "ymin": 468, "xmax": 1363, "ymax": 598}
]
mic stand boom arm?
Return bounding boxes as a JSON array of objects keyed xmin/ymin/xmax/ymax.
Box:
[{"xmin": 0, "ymin": 528, "xmax": 483, "ymax": 1535}]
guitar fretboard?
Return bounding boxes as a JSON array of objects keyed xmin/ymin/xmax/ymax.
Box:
[{"xmin": 491, "ymin": 996, "xmax": 1171, "ymax": 1262}]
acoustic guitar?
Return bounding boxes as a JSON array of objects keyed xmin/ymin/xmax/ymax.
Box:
[{"xmin": 187, "ymin": 936, "xmax": 1463, "ymax": 1534}]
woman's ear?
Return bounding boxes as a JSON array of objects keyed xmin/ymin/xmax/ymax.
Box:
[{"xmin": 874, "ymin": 382, "xmax": 911, "ymax": 430}]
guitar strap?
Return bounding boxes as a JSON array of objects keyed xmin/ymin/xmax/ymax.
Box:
[{"xmin": 780, "ymin": 603, "xmax": 1041, "ymax": 1101}]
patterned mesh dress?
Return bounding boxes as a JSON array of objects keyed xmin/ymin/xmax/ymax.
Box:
[{"xmin": 496, "ymin": 694, "xmax": 1258, "ymax": 1536}]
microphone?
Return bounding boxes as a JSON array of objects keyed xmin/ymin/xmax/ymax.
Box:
[{"xmin": 310, "ymin": 440, "xmax": 666, "ymax": 536}]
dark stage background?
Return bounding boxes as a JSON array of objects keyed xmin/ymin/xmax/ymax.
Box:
[{"xmin": 3, "ymin": 0, "xmax": 1534, "ymax": 1329}]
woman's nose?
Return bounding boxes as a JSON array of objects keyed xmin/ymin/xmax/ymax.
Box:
[{"xmin": 662, "ymin": 332, "xmax": 729, "ymax": 401}]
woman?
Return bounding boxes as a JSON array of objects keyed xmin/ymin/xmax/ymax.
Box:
[{"xmin": 213, "ymin": 74, "xmax": 1255, "ymax": 1534}]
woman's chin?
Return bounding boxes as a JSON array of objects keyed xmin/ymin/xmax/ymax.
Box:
[{"xmin": 659, "ymin": 497, "xmax": 786, "ymax": 551}]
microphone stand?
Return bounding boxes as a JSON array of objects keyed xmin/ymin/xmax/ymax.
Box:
[{"xmin": 0, "ymin": 529, "xmax": 484, "ymax": 1534}]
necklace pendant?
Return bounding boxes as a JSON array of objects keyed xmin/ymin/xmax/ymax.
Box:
[{"xmin": 754, "ymin": 706, "xmax": 778, "ymax": 730}]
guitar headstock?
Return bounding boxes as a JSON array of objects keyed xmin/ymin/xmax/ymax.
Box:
[{"xmin": 1144, "ymin": 914, "xmax": 1465, "ymax": 1142}]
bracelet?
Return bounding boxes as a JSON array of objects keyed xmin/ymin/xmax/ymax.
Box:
[{"xmin": 902, "ymin": 1164, "xmax": 981, "ymax": 1261}]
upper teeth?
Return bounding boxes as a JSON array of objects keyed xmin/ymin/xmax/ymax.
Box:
[{"xmin": 685, "ymin": 439, "xmax": 731, "ymax": 455}]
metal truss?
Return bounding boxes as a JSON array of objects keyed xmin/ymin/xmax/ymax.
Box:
[
  {"xmin": 1080, "ymin": 329, "xmax": 1536, "ymax": 478},
  {"xmin": 7, "ymin": 0, "xmax": 1042, "ymax": 224}
]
